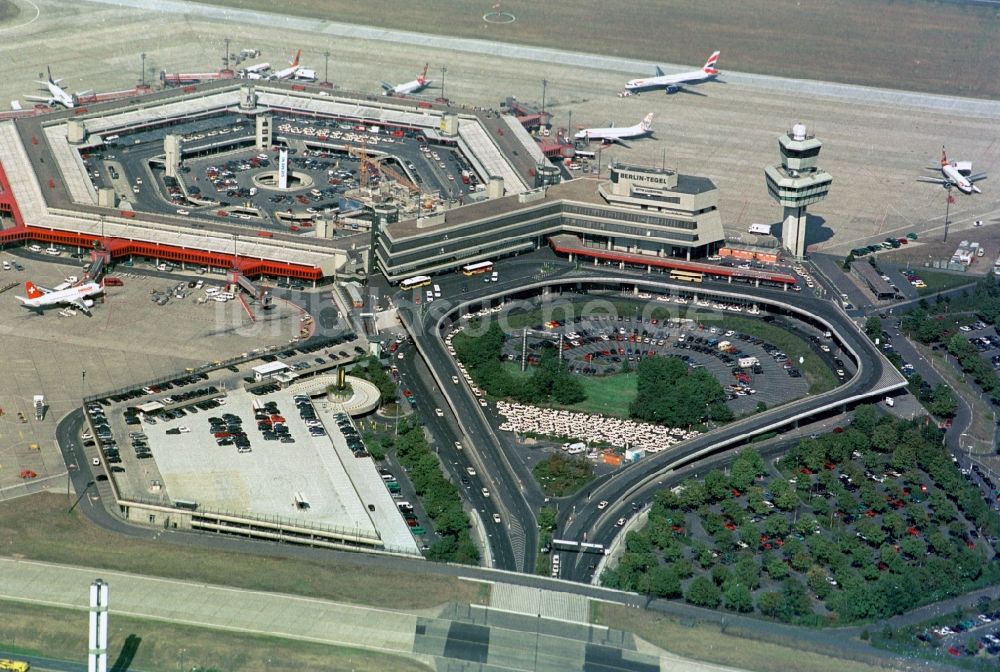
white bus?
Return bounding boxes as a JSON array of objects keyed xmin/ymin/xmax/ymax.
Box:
[{"xmin": 400, "ymin": 275, "xmax": 432, "ymax": 290}]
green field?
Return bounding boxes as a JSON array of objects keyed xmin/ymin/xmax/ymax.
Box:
[
  {"xmin": 914, "ymin": 268, "xmax": 978, "ymax": 297},
  {"xmin": 0, "ymin": 599, "xmax": 431, "ymax": 672},
  {"xmin": 504, "ymin": 361, "xmax": 637, "ymax": 417},
  {"xmin": 0, "ymin": 493, "xmax": 483, "ymax": 611},
  {"xmin": 199, "ymin": 0, "xmax": 1000, "ymax": 99},
  {"xmin": 594, "ymin": 603, "xmax": 889, "ymax": 672}
]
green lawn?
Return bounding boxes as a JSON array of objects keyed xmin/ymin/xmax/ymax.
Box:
[
  {"xmin": 0, "ymin": 493, "xmax": 484, "ymax": 611},
  {"xmin": 198, "ymin": 0, "xmax": 1000, "ymax": 99},
  {"xmin": 0, "ymin": 599, "xmax": 431, "ymax": 672},
  {"xmin": 595, "ymin": 603, "xmax": 889, "ymax": 672},
  {"xmin": 913, "ymin": 268, "xmax": 978, "ymax": 297},
  {"xmin": 502, "ymin": 362, "xmax": 638, "ymax": 418}
]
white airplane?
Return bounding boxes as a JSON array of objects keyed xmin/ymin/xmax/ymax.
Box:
[
  {"xmin": 15, "ymin": 279, "xmax": 103, "ymax": 315},
  {"xmin": 240, "ymin": 62, "xmax": 271, "ymax": 80},
  {"xmin": 623, "ymin": 51, "xmax": 721, "ymax": 95},
  {"xmin": 574, "ymin": 113, "xmax": 654, "ymax": 147},
  {"xmin": 270, "ymin": 50, "xmax": 303, "ymax": 80},
  {"xmin": 381, "ymin": 64, "xmax": 431, "ymax": 96},
  {"xmin": 917, "ymin": 147, "xmax": 987, "ymax": 195},
  {"xmin": 23, "ymin": 67, "xmax": 82, "ymax": 108}
]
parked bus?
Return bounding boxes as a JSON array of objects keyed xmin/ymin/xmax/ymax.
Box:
[
  {"xmin": 0, "ymin": 660, "xmax": 31, "ymax": 672},
  {"xmin": 461, "ymin": 261, "xmax": 494, "ymax": 276},
  {"xmin": 669, "ymin": 270, "xmax": 704, "ymax": 283},
  {"xmin": 400, "ymin": 275, "xmax": 432, "ymax": 290}
]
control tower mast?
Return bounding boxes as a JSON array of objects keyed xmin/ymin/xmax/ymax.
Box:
[{"xmin": 764, "ymin": 123, "xmax": 832, "ymax": 259}]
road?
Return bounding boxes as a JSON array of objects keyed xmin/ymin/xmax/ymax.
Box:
[{"xmin": 396, "ymin": 253, "xmax": 907, "ymax": 579}]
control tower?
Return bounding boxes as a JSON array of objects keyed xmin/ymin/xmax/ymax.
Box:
[{"xmin": 764, "ymin": 123, "xmax": 832, "ymax": 258}]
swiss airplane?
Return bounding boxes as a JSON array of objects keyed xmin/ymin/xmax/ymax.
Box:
[
  {"xmin": 381, "ymin": 64, "xmax": 432, "ymax": 96},
  {"xmin": 623, "ymin": 51, "xmax": 721, "ymax": 95},
  {"xmin": 24, "ymin": 67, "xmax": 83, "ymax": 108},
  {"xmin": 15, "ymin": 280, "xmax": 103, "ymax": 315},
  {"xmin": 574, "ymin": 113, "xmax": 654, "ymax": 147},
  {"xmin": 917, "ymin": 147, "xmax": 987, "ymax": 195}
]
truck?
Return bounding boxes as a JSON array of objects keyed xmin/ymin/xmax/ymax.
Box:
[
  {"xmin": 33, "ymin": 394, "xmax": 45, "ymax": 421},
  {"xmin": 748, "ymin": 223, "xmax": 772, "ymax": 235}
]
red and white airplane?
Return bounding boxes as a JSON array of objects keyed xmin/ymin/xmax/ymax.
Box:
[
  {"xmin": 381, "ymin": 64, "xmax": 431, "ymax": 96},
  {"xmin": 574, "ymin": 113, "xmax": 654, "ymax": 147},
  {"xmin": 16, "ymin": 279, "xmax": 103, "ymax": 315},
  {"xmin": 918, "ymin": 147, "xmax": 987, "ymax": 195},
  {"xmin": 623, "ymin": 51, "xmax": 721, "ymax": 95},
  {"xmin": 269, "ymin": 50, "xmax": 315, "ymax": 81}
]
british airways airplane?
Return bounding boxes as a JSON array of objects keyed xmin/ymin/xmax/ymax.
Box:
[
  {"xmin": 917, "ymin": 147, "xmax": 987, "ymax": 195},
  {"xmin": 623, "ymin": 51, "xmax": 721, "ymax": 95}
]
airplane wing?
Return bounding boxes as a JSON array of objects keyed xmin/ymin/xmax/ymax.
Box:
[
  {"xmin": 968, "ymin": 173, "xmax": 988, "ymax": 183},
  {"xmin": 68, "ymin": 299, "xmax": 92, "ymax": 315},
  {"xmin": 916, "ymin": 176, "xmax": 949, "ymax": 185},
  {"xmin": 607, "ymin": 138, "xmax": 631, "ymax": 149},
  {"xmin": 674, "ymin": 86, "xmax": 708, "ymax": 97},
  {"xmin": 380, "ymin": 81, "xmax": 395, "ymax": 92},
  {"xmin": 23, "ymin": 95, "xmax": 52, "ymax": 104}
]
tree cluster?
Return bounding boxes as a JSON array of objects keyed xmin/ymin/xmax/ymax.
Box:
[
  {"xmin": 394, "ymin": 419, "xmax": 479, "ymax": 564},
  {"xmin": 351, "ymin": 355, "xmax": 398, "ymax": 405},
  {"xmin": 629, "ymin": 356, "xmax": 729, "ymax": 428},
  {"xmin": 601, "ymin": 410, "xmax": 1000, "ymax": 624},
  {"xmin": 532, "ymin": 453, "xmax": 594, "ymax": 497},
  {"xmin": 453, "ymin": 322, "xmax": 586, "ymax": 406}
]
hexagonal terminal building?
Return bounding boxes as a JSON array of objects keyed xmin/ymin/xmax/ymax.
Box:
[{"xmin": 764, "ymin": 123, "xmax": 832, "ymax": 259}]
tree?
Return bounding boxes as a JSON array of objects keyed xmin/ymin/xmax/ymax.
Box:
[
  {"xmin": 864, "ymin": 316, "xmax": 883, "ymax": 342},
  {"xmin": 724, "ymin": 582, "xmax": 754, "ymax": 612},
  {"xmin": 704, "ymin": 469, "xmax": 731, "ymax": 502},
  {"xmin": 645, "ymin": 565, "xmax": 682, "ymax": 598},
  {"xmin": 928, "ymin": 384, "xmax": 957, "ymax": 418},
  {"xmin": 685, "ymin": 576, "xmax": 722, "ymax": 608},
  {"xmin": 807, "ymin": 565, "xmax": 833, "ymax": 600},
  {"xmin": 870, "ymin": 424, "xmax": 898, "ymax": 452},
  {"xmin": 853, "ymin": 405, "xmax": 879, "ymax": 436},
  {"xmin": 765, "ymin": 553, "xmax": 789, "ymax": 580},
  {"xmin": 730, "ymin": 448, "xmax": 765, "ymax": 491},
  {"xmin": 758, "ymin": 591, "xmax": 786, "ymax": 618}
]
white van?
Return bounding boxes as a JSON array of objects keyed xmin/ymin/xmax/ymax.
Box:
[{"xmin": 1, "ymin": 261, "xmax": 10, "ymax": 271}]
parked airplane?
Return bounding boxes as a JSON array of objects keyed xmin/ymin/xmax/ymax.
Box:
[
  {"xmin": 270, "ymin": 50, "xmax": 303, "ymax": 80},
  {"xmin": 15, "ymin": 279, "xmax": 103, "ymax": 315},
  {"xmin": 917, "ymin": 147, "xmax": 987, "ymax": 194},
  {"xmin": 24, "ymin": 67, "xmax": 85, "ymax": 108},
  {"xmin": 623, "ymin": 51, "xmax": 721, "ymax": 95},
  {"xmin": 574, "ymin": 113, "xmax": 654, "ymax": 147},
  {"xmin": 381, "ymin": 64, "xmax": 431, "ymax": 96},
  {"xmin": 240, "ymin": 62, "xmax": 271, "ymax": 80}
]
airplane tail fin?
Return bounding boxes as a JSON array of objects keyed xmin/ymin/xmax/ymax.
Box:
[
  {"xmin": 25, "ymin": 281, "xmax": 43, "ymax": 299},
  {"xmin": 47, "ymin": 65, "xmax": 54, "ymax": 84},
  {"xmin": 418, "ymin": 63, "xmax": 429, "ymax": 83},
  {"xmin": 290, "ymin": 49, "xmax": 301, "ymax": 67},
  {"xmin": 641, "ymin": 112, "xmax": 654, "ymax": 131},
  {"xmin": 703, "ymin": 50, "xmax": 721, "ymax": 75},
  {"xmin": 940, "ymin": 145, "xmax": 949, "ymax": 167}
]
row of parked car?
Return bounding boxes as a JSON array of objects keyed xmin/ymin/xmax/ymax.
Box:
[
  {"xmin": 334, "ymin": 413, "xmax": 365, "ymax": 457},
  {"xmin": 918, "ymin": 609, "xmax": 1000, "ymax": 657},
  {"xmin": 210, "ymin": 413, "xmax": 251, "ymax": 452}
]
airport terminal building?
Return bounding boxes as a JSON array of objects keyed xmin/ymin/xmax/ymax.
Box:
[{"xmin": 375, "ymin": 162, "xmax": 725, "ymax": 282}]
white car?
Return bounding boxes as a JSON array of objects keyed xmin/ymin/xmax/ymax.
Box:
[
  {"xmin": 481, "ymin": 487, "xmax": 490, "ymax": 498},
  {"xmin": 454, "ymin": 441, "xmax": 463, "ymax": 451},
  {"xmin": 493, "ymin": 513, "xmax": 501, "ymax": 524},
  {"xmin": 434, "ymin": 408, "xmax": 444, "ymax": 417},
  {"xmin": 466, "ymin": 466, "xmax": 476, "ymax": 476},
  {"xmin": 451, "ymin": 376, "xmax": 459, "ymax": 384},
  {"xmin": 91, "ymin": 457, "xmax": 101, "ymax": 466},
  {"xmin": 597, "ymin": 500, "xmax": 609, "ymax": 510},
  {"xmin": 177, "ymin": 426, "xmax": 191, "ymax": 433}
]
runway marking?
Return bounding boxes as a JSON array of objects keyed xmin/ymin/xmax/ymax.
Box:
[{"xmin": 0, "ymin": 0, "xmax": 40, "ymax": 33}]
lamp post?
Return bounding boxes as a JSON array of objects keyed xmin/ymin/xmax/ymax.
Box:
[
  {"xmin": 541, "ymin": 78, "xmax": 548, "ymax": 113},
  {"xmin": 323, "ymin": 51, "xmax": 330, "ymax": 86},
  {"xmin": 140, "ymin": 53, "xmax": 146, "ymax": 88},
  {"xmin": 223, "ymin": 38, "xmax": 231, "ymax": 70},
  {"xmin": 440, "ymin": 66, "xmax": 447, "ymax": 101}
]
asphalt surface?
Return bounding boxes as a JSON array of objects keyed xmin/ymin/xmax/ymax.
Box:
[{"xmin": 395, "ymin": 252, "xmax": 907, "ymax": 580}]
